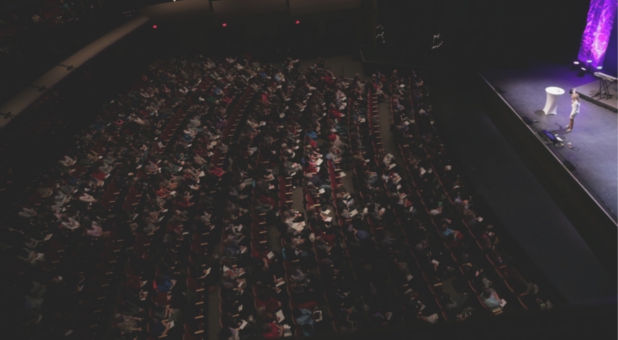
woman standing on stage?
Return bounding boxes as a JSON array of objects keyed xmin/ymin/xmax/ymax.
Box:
[{"xmin": 566, "ymin": 92, "xmax": 580, "ymax": 132}]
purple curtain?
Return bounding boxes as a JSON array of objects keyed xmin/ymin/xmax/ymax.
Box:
[{"xmin": 578, "ymin": 0, "xmax": 617, "ymax": 69}]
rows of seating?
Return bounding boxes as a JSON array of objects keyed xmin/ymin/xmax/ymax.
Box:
[
  {"xmin": 114, "ymin": 56, "xmax": 259, "ymax": 340},
  {"xmin": 217, "ymin": 59, "xmax": 340, "ymax": 339},
  {"xmin": 215, "ymin": 59, "xmax": 403, "ymax": 339},
  {"xmin": 297, "ymin": 69, "xmax": 433, "ymax": 332},
  {"xmin": 269, "ymin": 65, "xmax": 386, "ymax": 335},
  {"xmin": 384, "ymin": 70, "xmax": 553, "ymax": 317},
  {"xmin": 214, "ymin": 58, "xmax": 306, "ymax": 339},
  {"xmin": 216, "ymin": 80, "xmax": 278, "ymax": 339},
  {"xmin": 0, "ymin": 54, "xmax": 263, "ymax": 339},
  {"xmin": 292, "ymin": 76, "xmax": 355, "ymax": 336},
  {"xmin": 1, "ymin": 53, "xmax": 558, "ymax": 340},
  {"xmin": 344, "ymin": 87, "xmax": 450, "ymax": 326}
]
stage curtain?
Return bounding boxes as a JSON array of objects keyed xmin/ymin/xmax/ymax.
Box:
[{"xmin": 577, "ymin": 0, "xmax": 617, "ymax": 69}]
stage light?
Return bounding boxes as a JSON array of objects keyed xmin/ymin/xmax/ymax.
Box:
[
  {"xmin": 580, "ymin": 67, "xmax": 587, "ymax": 71},
  {"xmin": 573, "ymin": 61, "xmax": 580, "ymax": 65},
  {"xmin": 222, "ymin": 23, "xmax": 227, "ymax": 27},
  {"xmin": 596, "ymin": 66, "xmax": 603, "ymax": 70},
  {"xmin": 152, "ymin": 24, "xmax": 157, "ymax": 29},
  {"xmin": 586, "ymin": 60, "xmax": 592, "ymax": 64},
  {"xmin": 295, "ymin": 20, "xmax": 300, "ymax": 25}
]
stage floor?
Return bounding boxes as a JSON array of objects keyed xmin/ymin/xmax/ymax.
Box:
[{"xmin": 481, "ymin": 63, "xmax": 618, "ymax": 221}]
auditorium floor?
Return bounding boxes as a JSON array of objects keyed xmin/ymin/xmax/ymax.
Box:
[
  {"xmin": 208, "ymin": 243, "xmax": 223, "ymax": 339},
  {"xmin": 208, "ymin": 286, "xmax": 221, "ymax": 339},
  {"xmin": 481, "ymin": 62, "xmax": 617, "ymax": 221},
  {"xmin": 432, "ymin": 76, "xmax": 616, "ymax": 305}
]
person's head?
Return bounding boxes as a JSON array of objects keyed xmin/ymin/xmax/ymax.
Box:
[{"xmin": 571, "ymin": 92, "xmax": 580, "ymax": 102}]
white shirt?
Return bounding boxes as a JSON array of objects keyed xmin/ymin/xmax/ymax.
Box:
[{"xmin": 570, "ymin": 100, "xmax": 580, "ymax": 118}]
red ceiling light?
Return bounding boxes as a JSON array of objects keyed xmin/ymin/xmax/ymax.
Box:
[
  {"xmin": 222, "ymin": 22, "xmax": 227, "ymax": 27},
  {"xmin": 152, "ymin": 24, "xmax": 157, "ymax": 29},
  {"xmin": 295, "ymin": 20, "xmax": 300, "ymax": 25}
]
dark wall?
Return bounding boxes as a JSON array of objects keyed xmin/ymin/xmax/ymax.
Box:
[
  {"xmin": 528, "ymin": 0, "xmax": 590, "ymax": 63},
  {"xmin": 0, "ymin": 24, "xmax": 175, "ymax": 210},
  {"xmin": 164, "ymin": 9, "xmax": 361, "ymax": 61},
  {"xmin": 374, "ymin": 0, "xmax": 592, "ymax": 68}
]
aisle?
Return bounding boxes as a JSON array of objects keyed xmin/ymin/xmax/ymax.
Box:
[
  {"xmin": 376, "ymin": 102, "xmax": 405, "ymax": 168},
  {"xmin": 208, "ymin": 275, "xmax": 222, "ymax": 339}
]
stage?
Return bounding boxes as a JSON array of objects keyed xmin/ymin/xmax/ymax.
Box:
[
  {"xmin": 481, "ymin": 62, "xmax": 618, "ymax": 221},
  {"xmin": 575, "ymin": 78, "xmax": 618, "ymax": 113}
]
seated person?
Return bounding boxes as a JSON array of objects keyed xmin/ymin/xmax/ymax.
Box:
[
  {"xmin": 115, "ymin": 313, "xmax": 143, "ymax": 334},
  {"xmin": 153, "ymin": 302, "xmax": 181, "ymax": 322},
  {"xmin": 154, "ymin": 275, "xmax": 176, "ymax": 293},
  {"xmin": 294, "ymin": 308, "xmax": 318, "ymax": 337},
  {"xmin": 149, "ymin": 318, "xmax": 171, "ymax": 337},
  {"xmin": 85, "ymin": 222, "xmax": 109, "ymax": 238},
  {"xmin": 255, "ymin": 291, "xmax": 282, "ymax": 315},
  {"xmin": 60, "ymin": 216, "xmax": 81, "ymax": 230},
  {"xmin": 59, "ymin": 155, "xmax": 76, "ymax": 167},
  {"xmin": 439, "ymin": 223, "xmax": 462, "ymax": 239},
  {"xmin": 440, "ymin": 292, "xmax": 468, "ymax": 314},
  {"xmin": 262, "ymin": 321, "xmax": 284, "ymax": 339},
  {"xmin": 481, "ymin": 288, "xmax": 502, "ymax": 309}
]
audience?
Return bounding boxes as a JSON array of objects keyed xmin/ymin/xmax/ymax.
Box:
[
  {"xmin": 387, "ymin": 67, "xmax": 552, "ymax": 319},
  {"xmin": 0, "ymin": 52, "xmax": 552, "ymax": 339}
]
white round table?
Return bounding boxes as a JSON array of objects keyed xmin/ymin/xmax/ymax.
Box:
[{"xmin": 542, "ymin": 87, "xmax": 565, "ymax": 115}]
